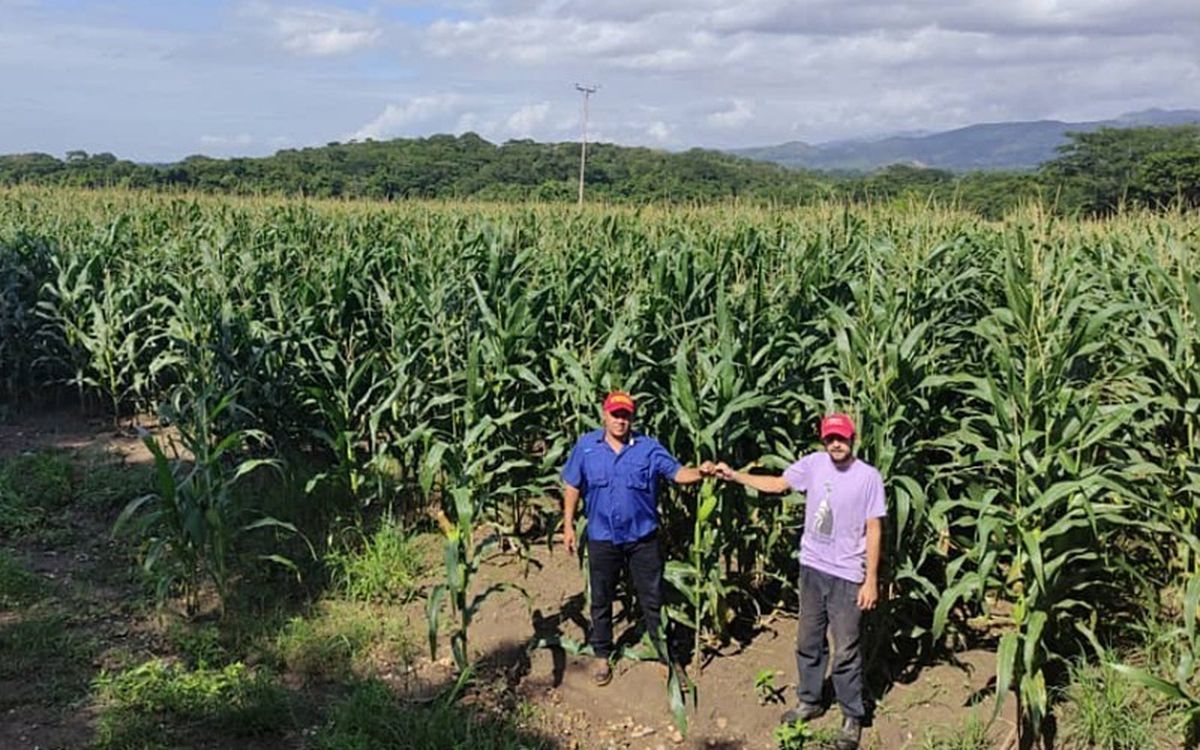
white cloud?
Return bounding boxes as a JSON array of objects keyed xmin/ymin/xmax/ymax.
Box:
[
  {"xmin": 454, "ymin": 111, "xmax": 484, "ymax": 133},
  {"xmin": 284, "ymin": 26, "xmax": 378, "ymax": 56},
  {"xmin": 351, "ymin": 94, "xmax": 467, "ymax": 140},
  {"xmin": 504, "ymin": 103, "xmax": 551, "ymax": 137},
  {"xmin": 426, "ymin": 16, "xmax": 668, "ymax": 65},
  {"xmin": 646, "ymin": 121, "xmax": 673, "ymax": 142},
  {"xmin": 1, "ymin": 0, "xmax": 1198, "ymax": 160},
  {"xmin": 242, "ymin": 2, "xmax": 382, "ymax": 57},
  {"xmin": 422, "ymin": 0, "xmax": 1199, "ymax": 77},
  {"xmin": 200, "ymin": 133, "xmax": 254, "ymax": 147},
  {"xmin": 707, "ymin": 100, "xmax": 753, "ymax": 129}
]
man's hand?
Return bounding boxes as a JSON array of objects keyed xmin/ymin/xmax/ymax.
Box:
[
  {"xmin": 699, "ymin": 460, "xmax": 717, "ymax": 476},
  {"xmin": 714, "ymin": 461, "xmax": 736, "ymax": 481},
  {"xmin": 857, "ymin": 578, "xmax": 879, "ymax": 611},
  {"xmin": 562, "ymin": 483, "xmax": 581, "ymax": 555}
]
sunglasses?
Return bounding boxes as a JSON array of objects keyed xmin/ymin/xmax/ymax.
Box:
[
  {"xmin": 609, "ymin": 410, "xmax": 633, "ymax": 420},
  {"xmin": 822, "ymin": 434, "xmax": 852, "ymax": 445}
]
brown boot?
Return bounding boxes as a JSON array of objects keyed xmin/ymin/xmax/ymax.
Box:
[{"xmin": 592, "ymin": 659, "xmax": 613, "ymax": 686}]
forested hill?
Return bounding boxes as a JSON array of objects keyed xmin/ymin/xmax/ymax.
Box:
[
  {"xmin": 731, "ymin": 108, "xmax": 1200, "ymax": 172},
  {"xmin": 2, "ymin": 126, "xmax": 1198, "ymax": 217},
  {"xmin": 0, "ymin": 134, "xmax": 829, "ymax": 202}
]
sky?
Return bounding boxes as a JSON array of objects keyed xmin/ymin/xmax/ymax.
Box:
[{"xmin": 1, "ymin": 0, "xmax": 1198, "ymax": 162}]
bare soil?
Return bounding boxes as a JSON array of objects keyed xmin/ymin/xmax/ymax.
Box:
[
  {"xmin": 0, "ymin": 408, "xmax": 158, "ymax": 463},
  {"xmin": 426, "ymin": 542, "xmax": 1016, "ymax": 750},
  {"xmin": 0, "ymin": 408, "xmax": 1016, "ymax": 749}
]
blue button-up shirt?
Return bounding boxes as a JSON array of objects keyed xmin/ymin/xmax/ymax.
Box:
[{"xmin": 561, "ymin": 429, "xmax": 683, "ymax": 544}]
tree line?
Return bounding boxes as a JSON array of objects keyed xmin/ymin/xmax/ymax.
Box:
[{"xmin": 1, "ymin": 126, "xmax": 1196, "ymax": 217}]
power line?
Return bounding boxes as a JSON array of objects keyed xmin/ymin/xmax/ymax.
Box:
[{"xmin": 575, "ymin": 83, "xmax": 598, "ymax": 207}]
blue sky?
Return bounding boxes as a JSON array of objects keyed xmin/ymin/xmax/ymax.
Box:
[{"xmin": 2, "ymin": 0, "xmax": 1197, "ymax": 162}]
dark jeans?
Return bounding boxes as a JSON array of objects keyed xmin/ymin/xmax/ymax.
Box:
[
  {"xmin": 587, "ymin": 532, "xmax": 665, "ymax": 660},
  {"xmin": 796, "ymin": 564, "xmax": 865, "ymax": 719}
]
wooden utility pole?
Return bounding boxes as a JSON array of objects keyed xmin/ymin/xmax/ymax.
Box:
[{"xmin": 575, "ymin": 83, "xmax": 598, "ymax": 206}]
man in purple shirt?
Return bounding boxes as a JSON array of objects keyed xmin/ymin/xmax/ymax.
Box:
[
  {"xmin": 716, "ymin": 413, "xmax": 884, "ymax": 750},
  {"xmin": 561, "ymin": 390, "xmax": 715, "ymax": 686}
]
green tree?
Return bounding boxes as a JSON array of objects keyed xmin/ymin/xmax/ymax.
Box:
[{"xmin": 1040, "ymin": 125, "xmax": 1200, "ymax": 214}]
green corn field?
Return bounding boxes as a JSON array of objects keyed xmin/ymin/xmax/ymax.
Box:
[{"xmin": 1, "ymin": 187, "xmax": 1198, "ymax": 747}]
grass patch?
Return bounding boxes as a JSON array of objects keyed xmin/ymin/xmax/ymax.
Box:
[
  {"xmin": 92, "ymin": 711, "xmax": 175, "ymax": 750},
  {"xmin": 0, "ymin": 449, "xmax": 74, "ymax": 534},
  {"xmin": 918, "ymin": 713, "xmax": 991, "ymax": 750},
  {"xmin": 326, "ymin": 519, "xmax": 425, "ymax": 603},
  {"xmin": 773, "ymin": 719, "xmax": 842, "ymax": 749},
  {"xmin": 314, "ymin": 679, "xmax": 553, "ymax": 750},
  {"xmin": 0, "ymin": 487, "xmax": 41, "ymax": 535},
  {"xmin": 0, "ymin": 548, "xmax": 47, "ymax": 606},
  {"xmin": 0, "ymin": 613, "xmax": 95, "ymax": 708},
  {"xmin": 93, "ymin": 658, "xmax": 294, "ymax": 749},
  {"xmin": 0, "ymin": 614, "xmax": 88, "ymax": 676},
  {"xmin": 166, "ymin": 621, "xmax": 230, "ymax": 669},
  {"xmin": 274, "ymin": 599, "xmax": 413, "ymax": 680},
  {"xmin": 2, "ymin": 450, "xmax": 74, "ymax": 507},
  {"xmin": 1056, "ymin": 660, "xmax": 1163, "ymax": 750},
  {"xmin": 76, "ymin": 450, "xmax": 156, "ymax": 511}
]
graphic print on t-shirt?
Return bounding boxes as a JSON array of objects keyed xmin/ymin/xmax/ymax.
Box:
[{"xmin": 812, "ymin": 479, "xmax": 834, "ymax": 541}]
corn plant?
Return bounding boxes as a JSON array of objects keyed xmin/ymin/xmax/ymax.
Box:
[
  {"xmin": 1125, "ymin": 253, "xmax": 1200, "ymax": 577},
  {"xmin": 0, "ymin": 229, "xmax": 60, "ymax": 401},
  {"xmin": 663, "ymin": 479, "xmax": 728, "ymax": 669},
  {"xmin": 301, "ymin": 343, "xmax": 396, "ymax": 504},
  {"xmin": 928, "ymin": 243, "xmax": 1143, "ymax": 747},
  {"xmin": 661, "ymin": 324, "xmax": 773, "ymax": 656},
  {"xmin": 424, "ymin": 480, "xmax": 531, "ymax": 673},
  {"xmin": 422, "ymin": 416, "xmax": 529, "ymax": 672},
  {"xmin": 810, "ymin": 233, "xmax": 983, "ymax": 673},
  {"xmin": 114, "ymin": 384, "xmax": 295, "ymax": 615},
  {"xmin": 3, "ymin": 187, "xmax": 1199, "ymax": 744}
]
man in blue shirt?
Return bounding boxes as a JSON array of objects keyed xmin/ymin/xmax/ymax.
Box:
[{"xmin": 561, "ymin": 390, "xmax": 715, "ymax": 686}]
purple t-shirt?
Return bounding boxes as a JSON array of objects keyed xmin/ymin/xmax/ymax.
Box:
[{"xmin": 783, "ymin": 453, "xmax": 886, "ymax": 584}]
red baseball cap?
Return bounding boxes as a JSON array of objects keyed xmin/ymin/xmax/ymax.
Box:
[
  {"xmin": 820, "ymin": 413, "xmax": 856, "ymax": 439},
  {"xmin": 603, "ymin": 391, "xmax": 636, "ymax": 415}
]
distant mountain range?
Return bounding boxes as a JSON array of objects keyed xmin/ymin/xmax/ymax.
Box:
[{"xmin": 729, "ymin": 108, "xmax": 1200, "ymax": 173}]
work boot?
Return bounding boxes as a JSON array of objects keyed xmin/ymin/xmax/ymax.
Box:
[
  {"xmin": 591, "ymin": 659, "xmax": 613, "ymax": 687},
  {"xmin": 779, "ymin": 701, "xmax": 823, "ymax": 724},
  {"xmin": 835, "ymin": 715, "xmax": 862, "ymax": 750}
]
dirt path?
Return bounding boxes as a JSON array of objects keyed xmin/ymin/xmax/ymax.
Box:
[
  {"xmin": 0, "ymin": 409, "xmax": 164, "ymax": 749},
  {"xmin": 0, "ymin": 408, "xmax": 157, "ymax": 461},
  {"xmin": 432, "ymin": 543, "xmax": 1015, "ymax": 750}
]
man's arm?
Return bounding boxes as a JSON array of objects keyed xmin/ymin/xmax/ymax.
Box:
[
  {"xmin": 673, "ymin": 461, "xmax": 716, "ymax": 485},
  {"xmin": 716, "ymin": 462, "xmax": 793, "ymax": 494},
  {"xmin": 858, "ymin": 516, "xmax": 884, "ymax": 610},
  {"xmin": 562, "ymin": 483, "xmax": 581, "ymax": 554}
]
